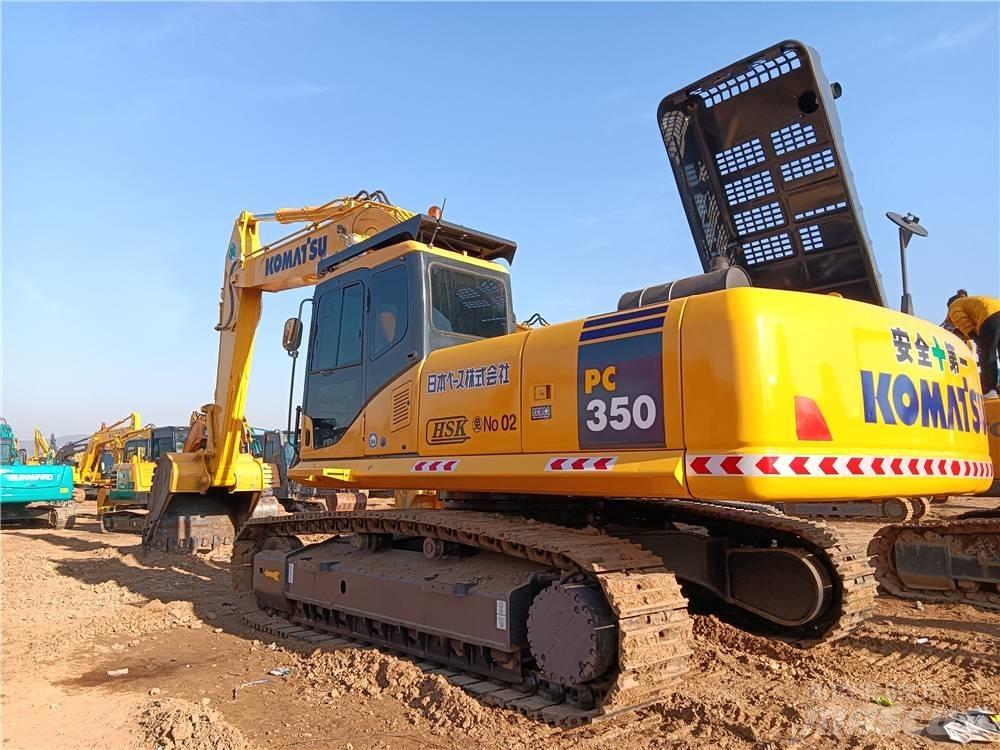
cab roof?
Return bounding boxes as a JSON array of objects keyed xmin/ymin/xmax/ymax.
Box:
[{"xmin": 318, "ymin": 214, "xmax": 517, "ymax": 276}]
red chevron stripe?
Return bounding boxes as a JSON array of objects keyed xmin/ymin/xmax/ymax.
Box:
[
  {"xmin": 755, "ymin": 456, "xmax": 779, "ymax": 475},
  {"xmin": 689, "ymin": 456, "xmax": 711, "ymax": 475},
  {"xmin": 789, "ymin": 456, "xmax": 809, "ymax": 475},
  {"xmin": 720, "ymin": 456, "xmax": 743, "ymax": 475}
]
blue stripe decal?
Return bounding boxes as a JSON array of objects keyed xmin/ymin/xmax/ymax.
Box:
[
  {"xmin": 582, "ymin": 304, "xmax": 669, "ymax": 330},
  {"xmin": 579, "ymin": 316, "xmax": 664, "ymax": 342}
]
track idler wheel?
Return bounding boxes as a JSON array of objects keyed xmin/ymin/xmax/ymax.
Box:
[
  {"xmin": 49, "ymin": 504, "xmax": 75, "ymax": 530},
  {"xmin": 527, "ymin": 583, "xmax": 616, "ymax": 686}
]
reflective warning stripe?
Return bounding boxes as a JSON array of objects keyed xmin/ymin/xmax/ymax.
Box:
[
  {"xmin": 545, "ymin": 457, "xmax": 617, "ymax": 471},
  {"xmin": 685, "ymin": 454, "xmax": 994, "ymax": 478},
  {"xmin": 411, "ymin": 459, "xmax": 460, "ymax": 473}
]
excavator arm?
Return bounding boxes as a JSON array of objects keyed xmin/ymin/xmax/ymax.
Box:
[
  {"xmin": 144, "ymin": 191, "xmax": 416, "ymax": 550},
  {"xmin": 207, "ymin": 192, "xmax": 414, "ymax": 490}
]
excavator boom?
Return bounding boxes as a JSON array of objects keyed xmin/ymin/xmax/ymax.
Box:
[{"xmin": 144, "ymin": 192, "xmax": 421, "ymax": 549}]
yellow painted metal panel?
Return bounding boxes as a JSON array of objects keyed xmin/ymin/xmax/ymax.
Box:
[
  {"xmin": 362, "ymin": 369, "xmax": 419, "ymax": 456},
  {"xmin": 417, "ymin": 332, "xmax": 528, "ymax": 456},
  {"xmin": 681, "ymin": 288, "xmax": 991, "ymax": 500},
  {"xmin": 290, "ymin": 450, "xmax": 687, "ymax": 498},
  {"xmin": 521, "ymin": 322, "xmax": 583, "ymax": 452}
]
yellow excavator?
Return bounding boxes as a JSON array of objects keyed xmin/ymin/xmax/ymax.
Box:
[
  {"xmin": 96, "ymin": 424, "xmax": 160, "ymax": 532},
  {"xmin": 100, "ymin": 421, "xmax": 293, "ymax": 533},
  {"xmin": 869, "ymin": 395, "xmax": 1000, "ymax": 610},
  {"xmin": 24, "ymin": 429, "xmax": 55, "ymax": 465},
  {"xmin": 61, "ymin": 413, "xmax": 148, "ymax": 501},
  {"xmin": 143, "ymin": 42, "xmax": 992, "ymax": 725}
]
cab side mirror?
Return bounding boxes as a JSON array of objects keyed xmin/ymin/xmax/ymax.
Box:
[{"xmin": 282, "ymin": 317, "xmax": 303, "ymax": 353}]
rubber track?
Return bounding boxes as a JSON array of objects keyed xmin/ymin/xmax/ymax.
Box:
[
  {"xmin": 869, "ymin": 515, "xmax": 1000, "ymax": 612},
  {"xmin": 631, "ymin": 499, "xmax": 877, "ymax": 646},
  {"xmin": 233, "ymin": 510, "xmax": 693, "ymax": 727}
]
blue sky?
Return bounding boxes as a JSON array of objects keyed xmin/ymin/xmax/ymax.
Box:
[{"xmin": 2, "ymin": 2, "xmax": 998, "ymax": 438}]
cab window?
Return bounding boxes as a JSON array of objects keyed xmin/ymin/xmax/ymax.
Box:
[
  {"xmin": 369, "ymin": 265, "xmax": 408, "ymax": 360},
  {"xmin": 430, "ymin": 265, "xmax": 509, "ymax": 339}
]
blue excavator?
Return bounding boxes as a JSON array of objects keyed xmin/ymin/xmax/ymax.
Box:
[{"xmin": 0, "ymin": 418, "xmax": 76, "ymax": 528}]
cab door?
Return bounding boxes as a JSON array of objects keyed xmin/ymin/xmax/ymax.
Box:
[{"xmin": 302, "ymin": 269, "xmax": 369, "ymax": 454}]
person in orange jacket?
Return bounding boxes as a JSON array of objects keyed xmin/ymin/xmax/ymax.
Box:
[{"xmin": 946, "ymin": 289, "xmax": 1000, "ymax": 396}]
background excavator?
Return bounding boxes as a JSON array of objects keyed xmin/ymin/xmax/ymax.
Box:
[
  {"xmin": 58, "ymin": 412, "xmax": 147, "ymax": 503},
  {"xmin": 0, "ymin": 418, "xmax": 76, "ymax": 528},
  {"xmin": 100, "ymin": 421, "xmax": 310, "ymax": 533},
  {"xmin": 869, "ymin": 395, "xmax": 1000, "ymax": 610},
  {"xmin": 139, "ymin": 39, "xmax": 992, "ymax": 727},
  {"xmin": 25, "ymin": 428, "xmax": 56, "ymax": 465},
  {"xmin": 97, "ymin": 424, "xmax": 174, "ymax": 532}
]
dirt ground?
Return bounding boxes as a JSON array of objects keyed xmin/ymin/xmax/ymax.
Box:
[{"xmin": 2, "ymin": 499, "xmax": 998, "ymax": 750}]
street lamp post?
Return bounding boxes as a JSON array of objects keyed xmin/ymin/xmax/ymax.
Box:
[{"xmin": 886, "ymin": 211, "xmax": 929, "ymax": 315}]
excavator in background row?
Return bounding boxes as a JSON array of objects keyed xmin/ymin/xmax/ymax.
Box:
[
  {"xmin": 26, "ymin": 428, "xmax": 56, "ymax": 465},
  {"xmin": 98, "ymin": 424, "xmax": 174, "ymax": 533},
  {"xmin": 0, "ymin": 418, "xmax": 76, "ymax": 528},
  {"xmin": 869, "ymin": 396, "xmax": 1000, "ymax": 610},
  {"xmin": 99, "ymin": 421, "xmax": 349, "ymax": 533},
  {"xmin": 59, "ymin": 413, "xmax": 147, "ymax": 502},
  {"xmin": 139, "ymin": 40, "xmax": 993, "ymax": 726}
]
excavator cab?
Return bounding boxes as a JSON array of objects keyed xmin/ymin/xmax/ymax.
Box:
[
  {"xmin": 290, "ymin": 215, "xmax": 516, "ymax": 454},
  {"xmin": 122, "ymin": 436, "xmax": 148, "ymax": 462},
  {"xmin": 149, "ymin": 426, "xmax": 189, "ymax": 461}
]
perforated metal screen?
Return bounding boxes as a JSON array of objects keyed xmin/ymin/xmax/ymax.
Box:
[{"xmin": 657, "ymin": 41, "xmax": 886, "ymax": 306}]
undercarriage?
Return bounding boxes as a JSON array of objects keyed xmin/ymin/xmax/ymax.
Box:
[
  {"xmin": 870, "ymin": 506, "xmax": 1000, "ymax": 611},
  {"xmin": 232, "ymin": 497, "xmax": 875, "ymax": 725},
  {"xmin": 0, "ymin": 502, "xmax": 76, "ymax": 529}
]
